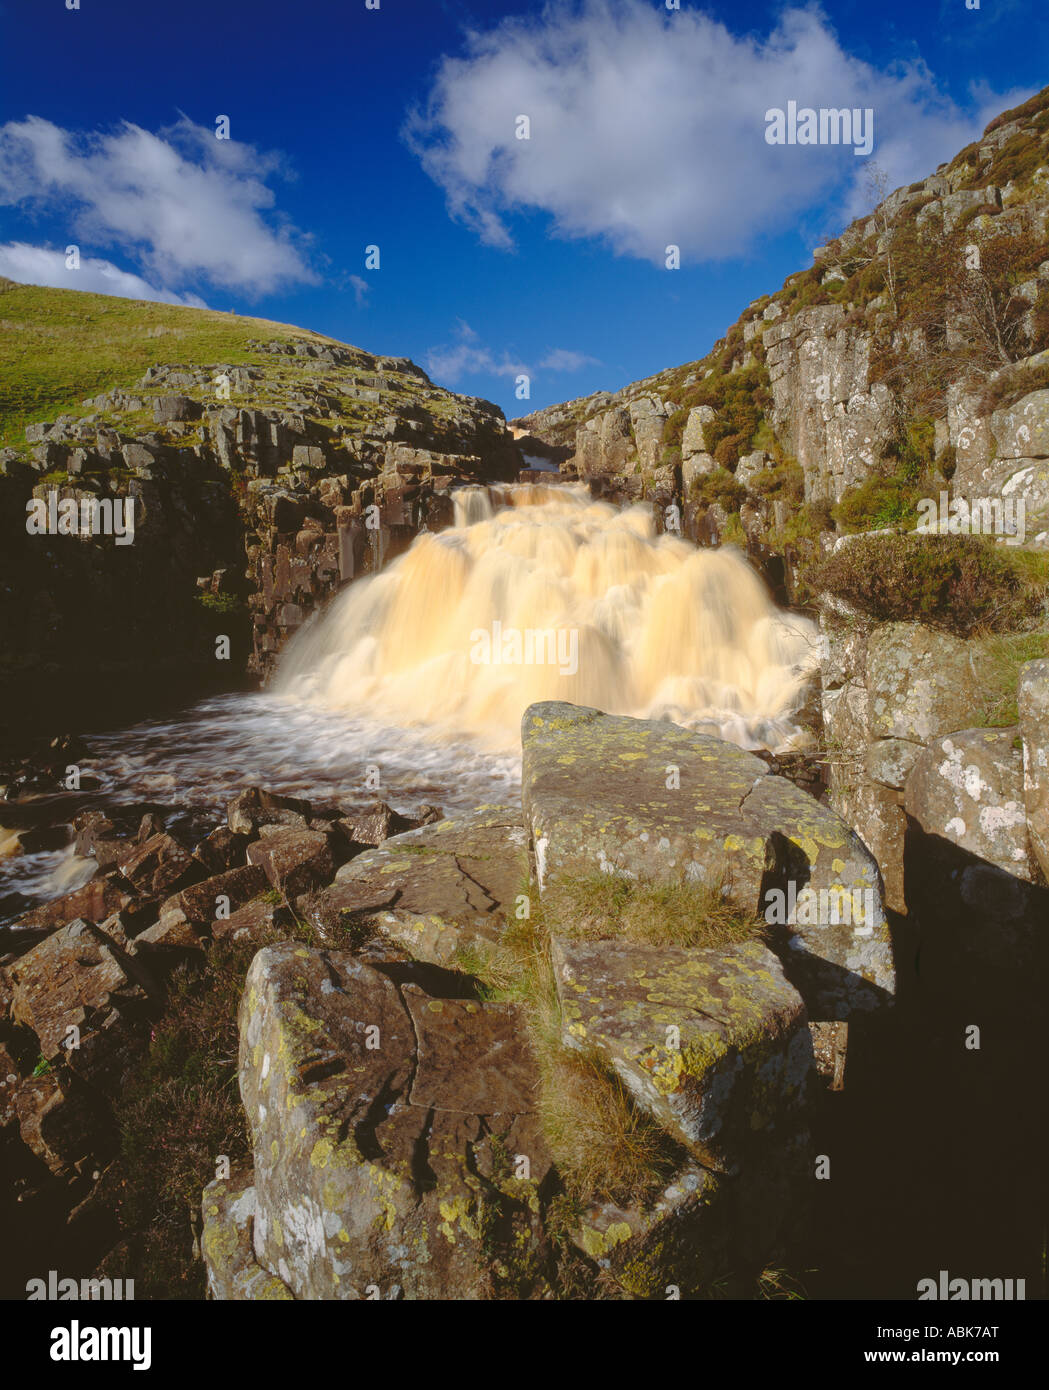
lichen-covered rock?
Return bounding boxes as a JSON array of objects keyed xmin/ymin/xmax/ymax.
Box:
[
  {"xmin": 522, "ymin": 702, "xmax": 894, "ymax": 1018},
  {"xmin": 904, "ymin": 728, "xmax": 1032, "ymax": 880},
  {"xmin": 8, "ymin": 920, "xmax": 156, "ymax": 1085},
  {"xmin": 302, "ymin": 807, "xmax": 527, "ymax": 966},
  {"xmin": 991, "ymin": 388, "xmax": 1049, "ymax": 460},
  {"xmin": 867, "ymin": 624, "xmax": 981, "ymax": 742},
  {"xmin": 201, "ymin": 1177, "xmax": 295, "ymax": 1301},
  {"xmin": 570, "ymin": 1163, "xmax": 725, "ymax": 1295},
  {"xmin": 866, "ymin": 738, "xmax": 922, "ymax": 791},
  {"xmin": 825, "ymin": 775, "xmax": 908, "ymax": 916},
  {"xmin": 234, "ymin": 943, "xmax": 550, "ymax": 1300},
  {"xmin": 551, "ymin": 935, "xmax": 810, "ymax": 1173},
  {"xmin": 1018, "ymin": 659, "xmax": 1049, "ymax": 882}
]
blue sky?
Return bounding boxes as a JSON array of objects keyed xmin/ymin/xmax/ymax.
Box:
[{"xmin": 0, "ymin": 0, "xmax": 1044, "ymax": 416}]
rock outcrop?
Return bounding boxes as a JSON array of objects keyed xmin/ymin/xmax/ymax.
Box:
[{"xmin": 2, "ymin": 332, "xmax": 523, "ymax": 733}]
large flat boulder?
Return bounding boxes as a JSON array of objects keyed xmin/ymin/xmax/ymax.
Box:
[
  {"xmin": 234, "ymin": 943, "xmax": 551, "ymax": 1300},
  {"xmin": 551, "ymin": 935, "xmax": 810, "ymax": 1173},
  {"xmin": 521, "ymin": 702, "xmax": 894, "ymax": 1018}
]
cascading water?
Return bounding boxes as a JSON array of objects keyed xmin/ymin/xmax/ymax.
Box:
[
  {"xmin": 275, "ymin": 483, "xmax": 819, "ymax": 752},
  {"xmin": 1, "ymin": 482, "xmax": 818, "ymax": 924}
]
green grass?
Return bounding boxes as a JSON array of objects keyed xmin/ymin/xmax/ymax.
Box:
[
  {"xmin": 973, "ymin": 630, "xmax": 1049, "ymax": 726},
  {"xmin": 0, "ymin": 276, "xmax": 344, "ymax": 447}
]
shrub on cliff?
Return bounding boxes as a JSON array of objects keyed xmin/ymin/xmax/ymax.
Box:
[
  {"xmin": 749, "ymin": 460, "xmax": 805, "ymax": 503},
  {"xmin": 805, "ymin": 533, "xmax": 1049, "ymax": 636},
  {"xmin": 832, "ymin": 476, "xmax": 922, "ymax": 532},
  {"xmin": 692, "ymin": 467, "xmax": 746, "ymax": 511}
]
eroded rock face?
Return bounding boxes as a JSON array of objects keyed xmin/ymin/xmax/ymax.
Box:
[
  {"xmin": 236, "ymin": 943, "xmax": 551, "ymax": 1300},
  {"xmin": 867, "ymin": 625, "xmax": 981, "ymax": 743},
  {"xmin": 521, "ymin": 702, "xmax": 894, "ymax": 1018},
  {"xmin": 551, "ymin": 936, "xmax": 810, "ymax": 1173}
]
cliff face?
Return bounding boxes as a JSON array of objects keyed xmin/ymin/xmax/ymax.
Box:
[
  {"xmin": 514, "ymin": 87, "xmax": 1049, "ymax": 538},
  {"xmin": 0, "ymin": 320, "xmax": 520, "ymax": 733}
]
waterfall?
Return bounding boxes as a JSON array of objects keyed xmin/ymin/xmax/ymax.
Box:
[{"xmin": 274, "ymin": 484, "xmax": 819, "ymax": 752}]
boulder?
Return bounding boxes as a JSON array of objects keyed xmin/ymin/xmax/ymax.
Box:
[
  {"xmin": 551, "ymin": 935, "xmax": 810, "ymax": 1173},
  {"xmin": 305, "ymin": 808, "xmax": 527, "ymax": 966},
  {"xmin": 234, "ymin": 943, "xmax": 550, "ymax": 1299},
  {"xmin": 905, "ymin": 728, "xmax": 1032, "ymax": 880},
  {"xmin": 7, "ymin": 874, "xmax": 134, "ymax": 934},
  {"xmin": 8, "ymin": 920, "xmax": 156, "ymax": 1084},
  {"xmin": 1018, "ymin": 660, "xmax": 1049, "ymax": 882},
  {"xmin": 117, "ymin": 833, "xmax": 197, "ymax": 898},
  {"xmin": 211, "ymin": 894, "xmax": 289, "ymax": 946},
  {"xmin": 866, "ymin": 624, "xmax": 981, "ymax": 742},
  {"xmin": 521, "ymin": 702, "xmax": 894, "ymax": 1018},
  {"xmin": 226, "ymin": 787, "xmax": 312, "ymax": 837},
  {"xmin": 681, "ymin": 405, "xmax": 717, "ymax": 460},
  {"xmin": 152, "ymin": 395, "xmax": 202, "ymax": 424},
  {"xmin": 246, "ymin": 828, "xmax": 334, "ymax": 898},
  {"xmin": 337, "ymin": 800, "xmax": 414, "ymax": 847},
  {"xmin": 194, "ymin": 824, "xmax": 251, "ymax": 874},
  {"xmin": 157, "ymin": 864, "xmax": 269, "ymax": 928}
]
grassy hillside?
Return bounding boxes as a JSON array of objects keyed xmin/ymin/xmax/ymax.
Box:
[{"xmin": 0, "ymin": 278, "xmax": 343, "ymax": 446}]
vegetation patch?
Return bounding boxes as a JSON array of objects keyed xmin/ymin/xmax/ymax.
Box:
[
  {"xmin": 805, "ymin": 533, "xmax": 1049, "ymax": 637},
  {"xmin": 973, "ymin": 630, "xmax": 1049, "ymax": 726},
  {"xmin": 543, "ymin": 872, "xmax": 765, "ymax": 952}
]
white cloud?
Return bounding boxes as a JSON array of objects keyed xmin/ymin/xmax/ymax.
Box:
[
  {"xmin": 0, "ymin": 242, "xmax": 207, "ymax": 305},
  {"xmin": 406, "ymin": 0, "xmax": 1023, "ymax": 264},
  {"xmin": 539, "ymin": 347, "xmax": 600, "ymax": 371},
  {"xmin": 0, "ymin": 115, "xmax": 316, "ymax": 294},
  {"xmin": 425, "ymin": 321, "xmax": 599, "ymax": 386},
  {"xmin": 348, "ymin": 273, "xmax": 370, "ymax": 307}
]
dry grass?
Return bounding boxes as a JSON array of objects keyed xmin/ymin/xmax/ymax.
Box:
[{"xmin": 543, "ymin": 870, "xmax": 766, "ymax": 951}]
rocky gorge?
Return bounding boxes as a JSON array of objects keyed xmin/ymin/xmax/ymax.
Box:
[{"xmin": 1, "ymin": 88, "xmax": 1048, "ymax": 1301}]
